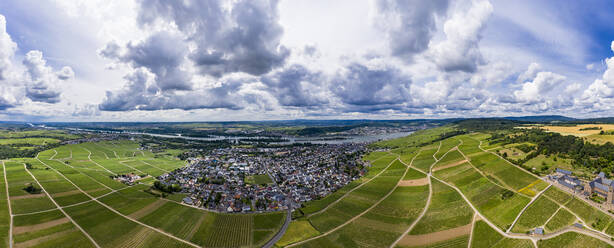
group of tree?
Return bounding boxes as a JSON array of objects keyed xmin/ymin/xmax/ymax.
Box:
[{"xmin": 489, "ymin": 128, "xmax": 614, "ymax": 175}]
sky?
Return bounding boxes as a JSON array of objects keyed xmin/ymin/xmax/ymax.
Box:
[{"xmin": 1, "ymin": 0, "xmax": 614, "ymax": 122}]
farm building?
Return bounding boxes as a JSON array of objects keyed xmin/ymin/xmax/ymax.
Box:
[{"xmin": 548, "ymin": 168, "xmax": 583, "ymax": 192}]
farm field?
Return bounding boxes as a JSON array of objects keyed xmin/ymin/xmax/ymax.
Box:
[
  {"xmin": 540, "ymin": 124, "xmax": 614, "ymax": 137},
  {"xmin": 470, "ymin": 220, "xmax": 532, "ymax": 248},
  {"xmin": 511, "ymin": 195, "xmax": 559, "ymax": 233},
  {"xmin": 0, "ymin": 139, "xmax": 291, "ymax": 248},
  {"xmin": 409, "ymin": 180, "xmax": 473, "ymax": 235},
  {"xmin": 466, "ymin": 151, "xmax": 540, "ymax": 193},
  {"xmin": 294, "ymin": 184, "xmax": 429, "ymax": 247},
  {"xmin": 411, "ymin": 146, "xmax": 438, "ymax": 172},
  {"xmin": 538, "ymin": 231, "xmax": 612, "ymax": 248},
  {"xmin": 306, "ymin": 159, "xmax": 407, "ymax": 233},
  {"xmin": 433, "ymin": 161, "xmax": 530, "ymax": 230},
  {"xmin": 4, "ymin": 127, "xmax": 614, "ymax": 248}
]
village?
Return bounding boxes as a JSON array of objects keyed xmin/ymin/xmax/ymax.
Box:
[{"xmin": 156, "ymin": 143, "xmax": 368, "ymax": 213}]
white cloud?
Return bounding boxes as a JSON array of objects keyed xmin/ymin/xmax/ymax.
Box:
[
  {"xmin": 428, "ymin": 0, "xmax": 493, "ymax": 73},
  {"xmin": 514, "ymin": 71, "xmax": 566, "ymax": 103}
]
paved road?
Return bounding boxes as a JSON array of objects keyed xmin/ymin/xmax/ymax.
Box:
[{"xmin": 263, "ymin": 208, "xmax": 292, "ymax": 248}]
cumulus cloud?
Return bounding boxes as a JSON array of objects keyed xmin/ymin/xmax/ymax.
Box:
[
  {"xmin": 513, "ymin": 67, "xmax": 566, "ymax": 103},
  {"xmin": 331, "ymin": 63, "xmax": 411, "ymax": 110},
  {"xmin": 22, "ymin": 51, "xmax": 73, "ymax": 104},
  {"xmin": 99, "ymin": 68, "xmax": 245, "ymax": 111},
  {"xmin": 260, "ymin": 64, "xmax": 327, "ymax": 107},
  {"xmin": 373, "ymin": 0, "xmax": 449, "ymax": 61},
  {"xmin": 580, "ymin": 43, "xmax": 614, "ymax": 105},
  {"xmin": 0, "ymin": 15, "xmax": 16, "ymax": 81},
  {"xmin": 428, "ymin": 0, "xmax": 493, "ymax": 72},
  {"xmin": 137, "ymin": 0, "xmax": 289, "ymax": 77}
]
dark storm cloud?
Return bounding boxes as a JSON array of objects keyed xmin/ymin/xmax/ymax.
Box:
[
  {"xmin": 375, "ymin": 0, "xmax": 449, "ymax": 60},
  {"xmin": 137, "ymin": 0, "xmax": 288, "ymax": 77},
  {"xmin": 260, "ymin": 64, "xmax": 327, "ymax": 107}
]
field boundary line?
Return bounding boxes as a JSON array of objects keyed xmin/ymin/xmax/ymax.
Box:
[
  {"xmin": 456, "ymin": 140, "xmax": 511, "ymax": 191},
  {"xmin": 3, "ymin": 161, "xmax": 13, "ymax": 248},
  {"xmin": 36, "ymin": 157, "xmax": 200, "ymax": 248},
  {"xmin": 140, "ymin": 160, "xmax": 170, "ymax": 173},
  {"xmin": 82, "ymin": 148, "xmax": 116, "ymax": 175},
  {"xmin": 507, "ymin": 184, "xmax": 552, "ymax": 233},
  {"xmin": 49, "ymin": 150, "xmax": 57, "ymax": 160},
  {"xmin": 118, "ymin": 160, "xmax": 147, "ymax": 175},
  {"xmin": 52, "ymin": 159, "xmax": 114, "ymax": 191},
  {"xmin": 23, "ymin": 163, "xmax": 101, "ymax": 248},
  {"xmin": 289, "ymin": 157, "xmax": 411, "ymax": 247},
  {"xmin": 543, "ymin": 207, "xmax": 562, "ymax": 230},
  {"xmin": 305, "ymin": 153, "xmax": 400, "ymax": 218}
]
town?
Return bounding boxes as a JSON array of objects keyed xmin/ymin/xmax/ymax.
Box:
[{"xmin": 156, "ymin": 143, "xmax": 368, "ymax": 213}]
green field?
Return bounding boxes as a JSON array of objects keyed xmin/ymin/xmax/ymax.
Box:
[
  {"xmin": 409, "ymin": 180, "xmax": 473, "ymax": 234},
  {"xmin": 545, "ymin": 208, "xmax": 576, "ymax": 232},
  {"xmin": 511, "ymin": 195, "xmax": 559, "ymax": 233},
  {"xmin": 307, "ymin": 160, "xmax": 406, "ymax": 233},
  {"xmin": 470, "ymin": 220, "xmax": 533, "ymax": 248},
  {"xmin": 245, "ymin": 174, "xmax": 273, "ymax": 185},
  {"xmin": 538, "ymin": 231, "xmax": 611, "ymax": 248},
  {"xmin": 411, "ymin": 146, "xmax": 438, "ymax": 172},
  {"xmin": 295, "ymin": 184, "xmax": 429, "ymax": 247},
  {"xmin": 276, "ymin": 220, "xmax": 320, "ymax": 247},
  {"xmin": 433, "ymin": 162, "xmax": 530, "ymax": 230},
  {"xmin": 467, "ymin": 152, "xmax": 539, "ymax": 193}
]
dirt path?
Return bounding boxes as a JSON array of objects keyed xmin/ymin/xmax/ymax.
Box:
[
  {"xmin": 23, "ymin": 163, "xmax": 101, "ymax": 248},
  {"xmin": 432, "ymin": 159, "xmax": 469, "ymax": 172},
  {"xmin": 49, "ymin": 150, "xmax": 57, "ymax": 160},
  {"xmin": 13, "ymin": 218, "xmax": 70, "ymax": 234},
  {"xmin": 305, "ymin": 153, "xmax": 400, "ymax": 218},
  {"xmin": 398, "ymin": 177, "xmax": 429, "ymax": 186},
  {"xmin": 36, "ymin": 158, "xmax": 200, "ymax": 248},
  {"xmin": 507, "ymin": 184, "xmax": 552, "ymax": 232},
  {"xmin": 397, "ymin": 223, "xmax": 472, "ymax": 247},
  {"xmin": 3, "ymin": 161, "xmax": 13, "ymax": 248},
  {"xmin": 288, "ymin": 156, "xmax": 414, "ymax": 247}
]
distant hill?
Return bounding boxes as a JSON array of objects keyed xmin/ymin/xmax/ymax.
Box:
[{"xmin": 502, "ymin": 115, "xmax": 575, "ymax": 123}]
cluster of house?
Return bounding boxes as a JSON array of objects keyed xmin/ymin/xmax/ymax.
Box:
[
  {"xmin": 267, "ymin": 144, "xmax": 367, "ymax": 204},
  {"xmin": 549, "ymin": 168, "xmax": 614, "ymax": 207},
  {"xmin": 112, "ymin": 173, "xmax": 142, "ymax": 185},
  {"xmin": 157, "ymin": 144, "xmax": 366, "ymax": 213}
]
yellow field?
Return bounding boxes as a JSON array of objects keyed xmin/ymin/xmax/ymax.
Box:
[{"xmin": 539, "ymin": 124, "xmax": 614, "ymax": 137}]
